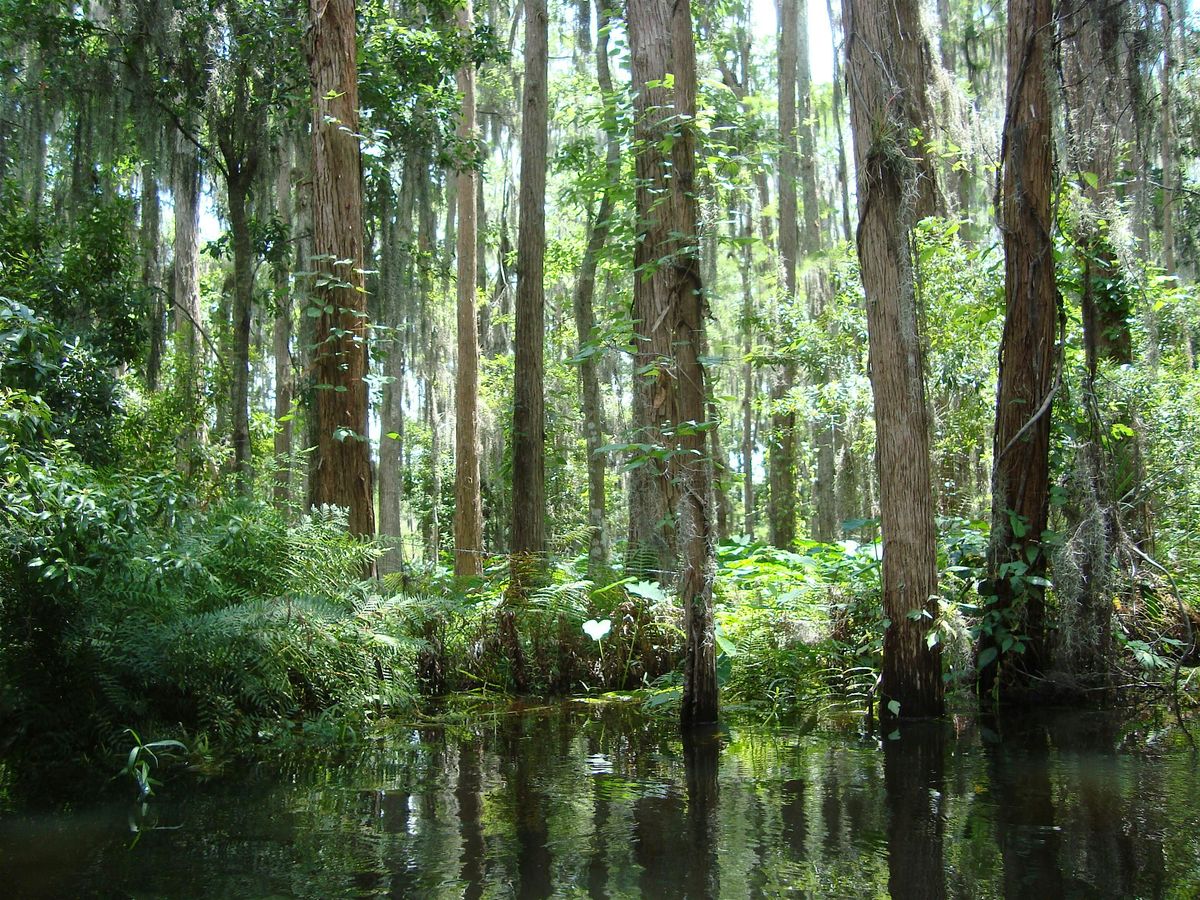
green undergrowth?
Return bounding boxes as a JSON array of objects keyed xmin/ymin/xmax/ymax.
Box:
[{"xmin": 2, "ymin": 306, "xmax": 1194, "ymax": 773}]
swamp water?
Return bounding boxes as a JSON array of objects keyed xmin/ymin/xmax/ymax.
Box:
[{"xmin": 1, "ymin": 701, "xmax": 1198, "ymax": 898}]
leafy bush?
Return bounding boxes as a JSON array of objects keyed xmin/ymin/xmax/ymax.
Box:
[{"xmin": 0, "ymin": 429, "xmax": 414, "ymax": 752}]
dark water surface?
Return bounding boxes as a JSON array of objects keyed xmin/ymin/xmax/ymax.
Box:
[{"xmin": 1, "ymin": 701, "xmax": 1198, "ymax": 898}]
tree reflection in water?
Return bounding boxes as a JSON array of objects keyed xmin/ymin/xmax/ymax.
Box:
[
  {"xmin": 2, "ymin": 702, "xmax": 1198, "ymax": 898},
  {"xmin": 884, "ymin": 721, "xmax": 947, "ymax": 900}
]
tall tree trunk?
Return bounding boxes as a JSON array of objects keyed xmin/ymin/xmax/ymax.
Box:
[
  {"xmin": 708, "ymin": 395, "xmax": 732, "ymax": 540},
  {"xmin": 809, "ymin": 268, "xmax": 837, "ymax": 543},
  {"xmin": 979, "ymin": 0, "xmax": 1057, "ymax": 700},
  {"xmin": 1056, "ymin": 0, "xmax": 1135, "ymax": 689},
  {"xmin": 172, "ymin": 129, "xmax": 206, "ymax": 472},
  {"xmin": 1160, "ymin": 0, "xmax": 1176, "ymax": 275},
  {"xmin": 1127, "ymin": 3, "xmax": 1153, "ymax": 264},
  {"xmin": 273, "ymin": 141, "xmax": 295, "ymax": 510},
  {"xmin": 377, "ymin": 183, "xmax": 399, "ymax": 566},
  {"xmin": 626, "ymin": 0, "xmax": 683, "ymax": 580},
  {"xmin": 429, "ymin": 336, "xmax": 443, "ymax": 562},
  {"xmin": 770, "ymin": 0, "xmax": 799, "ymax": 550},
  {"xmin": 141, "ymin": 163, "xmax": 164, "ymax": 391},
  {"xmin": 846, "ymin": 0, "xmax": 943, "ymax": 719},
  {"xmin": 797, "ymin": 0, "xmax": 820, "ymax": 255},
  {"xmin": 295, "ymin": 131, "xmax": 320, "ymax": 512},
  {"xmin": 454, "ymin": 0, "xmax": 484, "ymax": 578},
  {"xmin": 227, "ymin": 166, "xmax": 257, "ymax": 492},
  {"xmin": 628, "ymin": 0, "xmax": 718, "ymax": 727},
  {"xmin": 826, "ymin": 0, "xmax": 853, "ymax": 244},
  {"xmin": 511, "ymin": 0, "xmax": 549, "ymax": 572},
  {"xmin": 379, "ymin": 160, "xmax": 418, "ymax": 573},
  {"xmin": 740, "ymin": 203, "xmax": 756, "ymax": 538},
  {"xmin": 25, "ymin": 54, "xmax": 46, "ymax": 215},
  {"xmin": 306, "ymin": 0, "xmax": 375, "ymax": 537},
  {"xmin": 572, "ymin": 0, "xmax": 621, "ymax": 576}
]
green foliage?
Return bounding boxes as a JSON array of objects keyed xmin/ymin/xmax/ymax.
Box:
[
  {"xmin": 0, "ymin": 198, "xmax": 144, "ymax": 368},
  {"xmin": 0, "ymin": 417, "xmax": 415, "ymax": 752},
  {"xmin": 119, "ymin": 729, "xmax": 187, "ymax": 799},
  {"xmin": 714, "ymin": 536, "xmax": 883, "ymax": 715},
  {"xmin": 0, "ymin": 197, "xmax": 141, "ymax": 465}
]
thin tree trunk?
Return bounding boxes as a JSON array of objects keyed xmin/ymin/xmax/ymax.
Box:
[
  {"xmin": 770, "ymin": 0, "xmax": 800, "ymax": 550},
  {"xmin": 429, "ymin": 334, "xmax": 443, "ymax": 562},
  {"xmin": 141, "ymin": 164, "xmax": 164, "ymax": 391},
  {"xmin": 25, "ymin": 54, "xmax": 46, "ymax": 215},
  {"xmin": 454, "ymin": 0, "xmax": 484, "ymax": 578},
  {"xmin": 797, "ymin": 0, "xmax": 820, "ymax": 255},
  {"xmin": 572, "ymin": 0, "xmax": 621, "ymax": 576},
  {"xmin": 708, "ymin": 396, "xmax": 732, "ymax": 540},
  {"xmin": 846, "ymin": 0, "xmax": 943, "ymax": 719},
  {"xmin": 740, "ymin": 203, "xmax": 756, "ymax": 538},
  {"xmin": 826, "ymin": 0, "xmax": 853, "ymax": 244},
  {"xmin": 1056, "ymin": 0, "xmax": 1135, "ymax": 688},
  {"xmin": 377, "ymin": 184, "xmax": 398, "ymax": 568},
  {"xmin": 295, "ymin": 131, "xmax": 319, "ymax": 511},
  {"xmin": 811, "ymin": 267, "xmax": 837, "ymax": 544},
  {"xmin": 273, "ymin": 141, "xmax": 295, "ymax": 509},
  {"xmin": 227, "ymin": 168, "xmax": 257, "ymax": 491},
  {"xmin": 979, "ymin": 0, "xmax": 1057, "ymax": 700},
  {"xmin": 379, "ymin": 159, "xmax": 418, "ymax": 573},
  {"xmin": 307, "ymin": 0, "xmax": 375, "ymax": 537},
  {"xmin": 1161, "ymin": 0, "xmax": 1176, "ymax": 275},
  {"xmin": 172, "ymin": 129, "xmax": 206, "ymax": 471}
]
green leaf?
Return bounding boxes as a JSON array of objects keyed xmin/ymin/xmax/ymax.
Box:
[
  {"xmin": 887, "ymin": 699, "xmax": 901, "ymax": 717},
  {"xmin": 1007, "ymin": 510, "xmax": 1027, "ymax": 539},
  {"xmin": 143, "ymin": 740, "xmax": 187, "ymax": 753},
  {"xmin": 978, "ymin": 646, "xmax": 998, "ymax": 669},
  {"xmin": 715, "ymin": 632, "xmax": 738, "ymax": 656}
]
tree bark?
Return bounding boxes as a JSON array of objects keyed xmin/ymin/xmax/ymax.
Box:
[
  {"xmin": 626, "ymin": 0, "xmax": 681, "ymax": 580},
  {"xmin": 306, "ymin": 0, "xmax": 375, "ymax": 538},
  {"xmin": 770, "ymin": 0, "xmax": 799, "ymax": 551},
  {"xmin": 572, "ymin": 0, "xmax": 621, "ymax": 576},
  {"xmin": 740, "ymin": 203, "xmax": 756, "ymax": 539},
  {"xmin": 511, "ymin": 0, "xmax": 549, "ymax": 573},
  {"xmin": 379, "ymin": 159, "xmax": 418, "ymax": 574},
  {"xmin": 708, "ymin": 395, "xmax": 732, "ymax": 540},
  {"xmin": 812, "ymin": 272, "xmax": 838, "ymax": 543},
  {"xmin": 797, "ymin": 0, "xmax": 820, "ymax": 256},
  {"xmin": 826, "ymin": 0, "xmax": 853, "ymax": 244},
  {"xmin": 1161, "ymin": 0, "xmax": 1176, "ymax": 275},
  {"xmin": 846, "ymin": 0, "xmax": 944, "ymax": 719},
  {"xmin": 226, "ymin": 163, "xmax": 257, "ymax": 492},
  {"xmin": 141, "ymin": 164, "xmax": 164, "ymax": 391},
  {"xmin": 979, "ymin": 0, "xmax": 1057, "ymax": 699},
  {"xmin": 629, "ymin": 0, "xmax": 718, "ymax": 727},
  {"xmin": 454, "ymin": 0, "xmax": 484, "ymax": 578},
  {"xmin": 172, "ymin": 129, "xmax": 206, "ymax": 472},
  {"xmin": 273, "ymin": 141, "xmax": 295, "ymax": 510}
]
